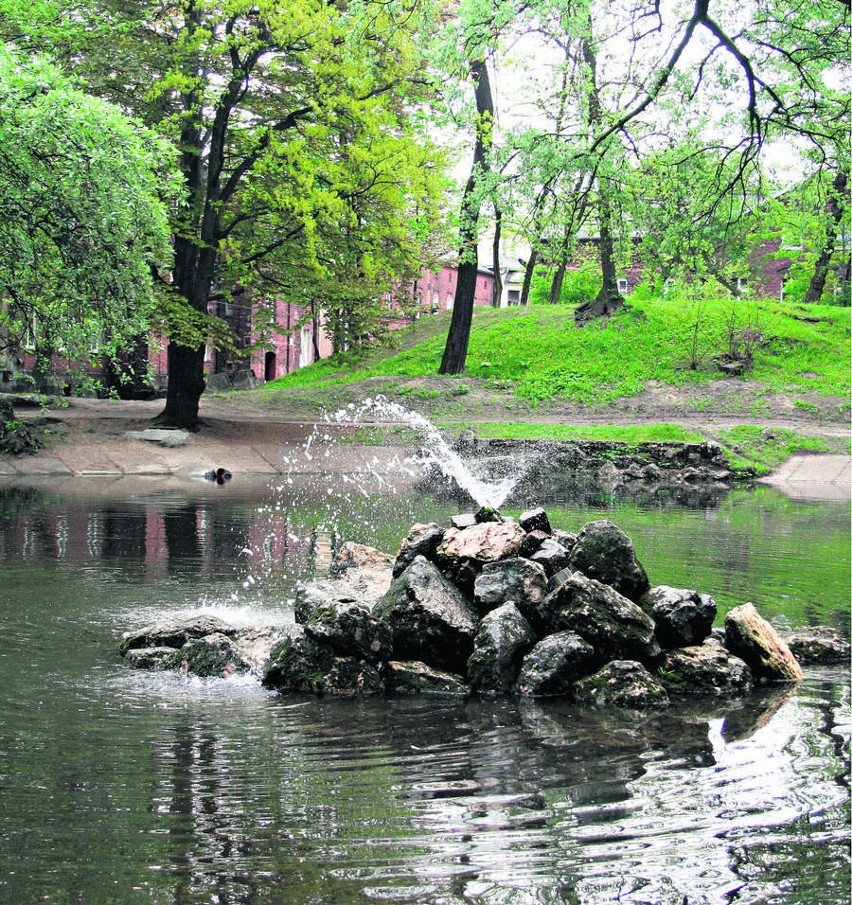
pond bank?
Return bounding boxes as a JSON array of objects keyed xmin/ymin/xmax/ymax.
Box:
[{"xmin": 1, "ymin": 394, "xmax": 849, "ymax": 502}]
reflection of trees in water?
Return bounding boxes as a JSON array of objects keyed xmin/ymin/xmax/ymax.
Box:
[
  {"xmin": 102, "ymin": 508, "xmax": 147, "ymax": 568},
  {"xmin": 163, "ymin": 505, "xmax": 201, "ymax": 577}
]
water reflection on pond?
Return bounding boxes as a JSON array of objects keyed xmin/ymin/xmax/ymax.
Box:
[{"xmin": 0, "ymin": 479, "xmax": 848, "ymax": 904}]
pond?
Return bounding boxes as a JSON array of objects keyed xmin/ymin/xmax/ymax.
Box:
[{"xmin": 0, "ymin": 472, "xmax": 848, "ymax": 904}]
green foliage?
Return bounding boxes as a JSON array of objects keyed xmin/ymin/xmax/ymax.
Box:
[
  {"xmin": 0, "ymin": 46, "xmax": 177, "ymax": 363},
  {"xmin": 528, "ymin": 262, "xmax": 601, "ymax": 306}
]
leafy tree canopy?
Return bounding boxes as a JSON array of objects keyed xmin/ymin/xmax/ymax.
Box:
[{"xmin": 0, "ymin": 45, "xmax": 178, "ymax": 363}]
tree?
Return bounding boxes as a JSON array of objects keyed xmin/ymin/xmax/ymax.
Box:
[
  {"xmin": 440, "ymin": 57, "xmax": 497, "ymax": 374},
  {"xmin": 0, "ymin": 46, "xmax": 175, "ymax": 381},
  {"xmin": 6, "ymin": 0, "xmax": 445, "ymax": 428}
]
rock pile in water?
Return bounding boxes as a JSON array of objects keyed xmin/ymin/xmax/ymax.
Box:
[{"xmin": 117, "ymin": 507, "xmax": 844, "ymax": 707}]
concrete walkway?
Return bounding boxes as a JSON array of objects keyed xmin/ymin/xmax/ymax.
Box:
[{"xmin": 758, "ymin": 454, "xmax": 851, "ymax": 502}]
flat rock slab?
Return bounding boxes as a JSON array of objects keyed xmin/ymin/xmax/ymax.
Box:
[{"xmin": 126, "ymin": 429, "xmax": 190, "ymax": 448}]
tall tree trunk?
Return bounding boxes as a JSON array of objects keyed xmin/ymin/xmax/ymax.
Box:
[
  {"xmin": 491, "ymin": 206, "xmax": 503, "ymax": 307},
  {"xmin": 804, "ymin": 168, "xmax": 848, "ymax": 303},
  {"xmin": 519, "ymin": 248, "xmax": 538, "ymax": 306},
  {"xmin": 549, "ymin": 261, "xmax": 566, "ymax": 304},
  {"xmin": 576, "ymin": 199, "xmax": 624, "ymax": 323},
  {"xmin": 440, "ymin": 58, "xmax": 494, "ymax": 374},
  {"xmin": 574, "ymin": 26, "xmax": 626, "ymax": 325}
]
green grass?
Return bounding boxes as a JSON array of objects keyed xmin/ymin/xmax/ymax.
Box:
[
  {"xmin": 265, "ymin": 294, "xmax": 850, "ymax": 405},
  {"xmin": 717, "ymin": 425, "xmax": 834, "ymax": 475},
  {"xmin": 440, "ymin": 421, "xmax": 704, "ymax": 445}
]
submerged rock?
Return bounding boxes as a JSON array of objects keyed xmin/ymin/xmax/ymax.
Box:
[
  {"xmin": 784, "ymin": 626, "xmax": 851, "ymax": 665},
  {"xmin": 641, "ymin": 586, "xmax": 717, "ymax": 648},
  {"xmin": 567, "ymin": 520, "xmax": 650, "ymax": 603},
  {"xmin": 572, "ymin": 660, "xmax": 670, "ymax": 708},
  {"xmin": 467, "ymin": 603, "xmax": 537, "ymax": 694},
  {"xmin": 373, "ymin": 555, "xmax": 480, "ymax": 673},
  {"xmin": 724, "ymin": 602, "xmax": 804, "ymax": 684}
]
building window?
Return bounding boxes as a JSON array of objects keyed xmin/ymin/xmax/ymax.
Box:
[{"xmin": 507, "ymin": 289, "xmax": 520, "ymax": 305}]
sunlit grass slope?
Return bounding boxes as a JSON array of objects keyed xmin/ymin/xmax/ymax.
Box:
[{"xmin": 265, "ymin": 295, "xmax": 850, "ymax": 404}]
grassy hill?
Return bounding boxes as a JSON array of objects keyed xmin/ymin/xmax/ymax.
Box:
[{"xmin": 267, "ymin": 294, "xmax": 847, "ymax": 403}]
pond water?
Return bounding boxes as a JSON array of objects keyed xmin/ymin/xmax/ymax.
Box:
[{"xmin": 0, "ymin": 473, "xmax": 849, "ymax": 904}]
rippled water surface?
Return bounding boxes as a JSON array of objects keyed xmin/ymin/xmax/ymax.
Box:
[{"xmin": 0, "ymin": 479, "xmax": 848, "ymax": 904}]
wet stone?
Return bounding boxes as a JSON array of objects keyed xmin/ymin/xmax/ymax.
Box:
[
  {"xmin": 641, "ymin": 586, "xmax": 717, "ymax": 648},
  {"xmin": 384, "ymin": 660, "xmax": 469, "ymax": 696},
  {"xmin": 784, "ymin": 626, "xmax": 851, "ymax": 665},
  {"xmin": 123, "ymin": 646, "xmax": 182, "ymax": 671},
  {"xmin": 567, "ymin": 520, "xmax": 650, "ymax": 603},
  {"xmin": 467, "ymin": 603, "xmax": 537, "ymax": 694},
  {"xmin": 180, "ymin": 632, "xmax": 251, "ymax": 679},
  {"xmin": 725, "ymin": 602, "xmax": 804, "ymax": 684},
  {"xmin": 119, "ymin": 615, "xmax": 238, "ymax": 655},
  {"xmin": 514, "ymin": 631, "xmax": 598, "ymax": 697},
  {"xmin": 659, "ymin": 645, "xmax": 753, "ymax": 696},
  {"xmin": 373, "ymin": 555, "xmax": 480, "ymax": 673},
  {"xmin": 572, "ymin": 660, "xmax": 670, "ymax": 709}
]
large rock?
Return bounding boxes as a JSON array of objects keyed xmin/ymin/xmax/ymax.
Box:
[
  {"xmin": 304, "ymin": 599, "xmax": 392, "ymax": 664},
  {"xmin": 119, "ymin": 614, "xmax": 238, "ymax": 654},
  {"xmin": 294, "ymin": 543, "xmax": 393, "ymax": 624},
  {"xmin": 659, "ymin": 645, "xmax": 753, "ymax": 696},
  {"xmin": 567, "ymin": 520, "xmax": 650, "ymax": 603},
  {"xmin": 473, "ymin": 557, "xmax": 548, "ymax": 617},
  {"xmin": 262, "ymin": 628, "xmax": 336, "ymax": 693},
  {"xmin": 322, "ymin": 657, "xmax": 385, "ymax": 696},
  {"xmin": 724, "ymin": 602, "xmax": 804, "ymax": 683},
  {"xmin": 514, "ymin": 631, "xmax": 598, "ymax": 696},
  {"xmin": 393, "ymin": 522, "xmax": 444, "ymax": 577},
  {"xmin": 385, "ymin": 661, "xmax": 469, "ymax": 696},
  {"xmin": 785, "ymin": 626, "xmax": 851, "ymax": 664},
  {"xmin": 435, "ymin": 521, "xmax": 526, "ymax": 593},
  {"xmin": 179, "ymin": 632, "xmax": 251, "ymax": 678},
  {"xmin": 572, "ymin": 660, "xmax": 670, "ymax": 708},
  {"xmin": 539, "ymin": 573, "xmax": 661, "ymax": 664},
  {"xmin": 373, "ymin": 555, "xmax": 480, "ymax": 673},
  {"xmin": 519, "ymin": 507, "xmax": 552, "ymax": 534},
  {"xmin": 529, "ymin": 538, "xmax": 572, "ymax": 577},
  {"xmin": 641, "ymin": 586, "xmax": 717, "ymax": 648},
  {"xmin": 467, "ymin": 603, "xmax": 537, "ymax": 694},
  {"xmin": 232, "ymin": 626, "xmax": 292, "ymax": 674}
]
